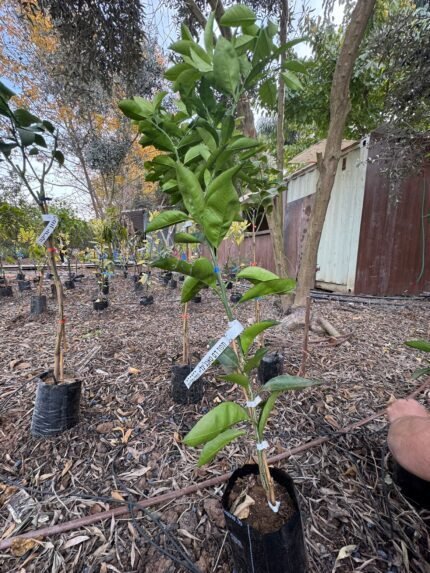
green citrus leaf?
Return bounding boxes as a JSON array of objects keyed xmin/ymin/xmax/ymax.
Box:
[
  {"xmin": 197, "ymin": 429, "xmax": 246, "ymax": 466},
  {"xmin": 183, "ymin": 402, "xmax": 249, "ymax": 447}
]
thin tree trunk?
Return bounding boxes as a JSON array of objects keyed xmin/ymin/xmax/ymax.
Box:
[{"xmin": 294, "ymin": 0, "xmax": 376, "ymax": 308}]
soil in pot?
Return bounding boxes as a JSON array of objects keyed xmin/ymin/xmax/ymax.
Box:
[
  {"xmin": 64, "ymin": 279, "xmax": 75, "ymax": 289},
  {"xmin": 170, "ymin": 279, "xmax": 177, "ymax": 289},
  {"xmin": 31, "ymin": 377, "xmax": 82, "ymax": 437},
  {"xmin": 230, "ymin": 292, "xmax": 241, "ymax": 303},
  {"xmin": 16, "ymin": 272, "xmax": 25, "ymax": 281},
  {"xmin": 258, "ymin": 352, "xmax": 284, "ymax": 384},
  {"xmin": 31, "ymin": 295, "xmax": 47, "ymax": 315},
  {"xmin": 222, "ymin": 464, "xmax": 307, "ymax": 573},
  {"xmin": 392, "ymin": 460, "xmax": 430, "ymax": 509},
  {"xmin": 171, "ymin": 364, "xmax": 204, "ymax": 404},
  {"xmin": 140, "ymin": 294, "xmax": 154, "ymax": 306},
  {"xmin": 93, "ymin": 299, "xmax": 108, "ymax": 311},
  {"xmin": 18, "ymin": 280, "xmax": 31, "ymax": 292},
  {"xmin": 192, "ymin": 295, "xmax": 202, "ymax": 303},
  {"xmin": 0, "ymin": 285, "xmax": 13, "ymax": 297}
]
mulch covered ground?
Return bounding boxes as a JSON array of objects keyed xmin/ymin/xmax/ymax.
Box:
[{"xmin": 0, "ymin": 269, "xmax": 429, "ymax": 573}]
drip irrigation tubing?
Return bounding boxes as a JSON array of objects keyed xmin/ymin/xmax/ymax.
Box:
[{"xmin": 0, "ymin": 377, "xmax": 429, "ymax": 551}]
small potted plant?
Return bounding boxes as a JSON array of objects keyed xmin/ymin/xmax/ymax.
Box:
[
  {"xmin": 120, "ymin": 7, "xmax": 312, "ymax": 570},
  {"xmin": 0, "ymin": 82, "xmax": 81, "ymax": 437}
]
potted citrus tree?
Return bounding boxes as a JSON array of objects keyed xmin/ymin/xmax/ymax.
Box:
[
  {"xmin": 120, "ymin": 7, "xmax": 314, "ymax": 571},
  {"xmin": 0, "ymin": 81, "xmax": 81, "ymax": 436}
]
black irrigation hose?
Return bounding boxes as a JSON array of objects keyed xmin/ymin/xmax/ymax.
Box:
[{"xmin": 0, "ymin": 474, "xmax": 201, "ymax": 573}]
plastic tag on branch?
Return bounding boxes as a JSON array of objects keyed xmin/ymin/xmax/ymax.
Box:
[
  {"xmin": 36, "ymin": 214, "xmax": 59, "ymax": 246},
  {"xmin": 184, "ymin": 320, "xmax": 244, "ymax": 388}
]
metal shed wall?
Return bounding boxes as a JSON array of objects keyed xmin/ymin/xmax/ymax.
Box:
[
  {"xmin": 285, "ymin": 143, "xmax": 368, "ymax": 291},
  {"xmin": 355, "ymin": 139, "xmax": 430, "ymax": 296}
]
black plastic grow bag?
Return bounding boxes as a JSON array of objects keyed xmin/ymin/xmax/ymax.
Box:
[
  {"xmin": 140, "ymin": 294, "xmax": 154, "ymax": 306},
  {"xmin": 0, "ymin": 285, "xmax": 13, "ymax": 297},
  {"xmin": 31, "ymin": 378, "xmax": 82, "ymax": 437},
  {"xmin": 18, "ymin": 280, "xmax": 31, "ymax": 292},
  {"xmin": 64, "ymin": 279, "xmax": 75, "ymax": 289},
  {"xmin": 171, "ymin": 364, "xmax": 204, "ymax": 404},
  {"xmin": 258, "ymin": 352, "xmax": 283, "ymax": 384},
  {"xmin": 31, "ymin": 295, "xmax": 47, "ymax": 315},
  {"xmin": 93, "ymin": 299, "xmax": 108, "ymax": 311},
  {"xmin": 222, "ymin": 465, "xmax": 307, "ymax": 573},
  {"xmin": 392, "ymin": 461, "xmax": 430, "ymax": 509}
]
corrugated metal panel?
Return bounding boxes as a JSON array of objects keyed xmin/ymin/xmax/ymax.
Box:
[
  {"xmin": 355, "ymin": 137, "xmax": 430, "ymax": 295},
  {"xmin": 285, "ymin": 142, "xmax": 368, "ymax": 290},
  {"xmin": 213, "ymin": 232, "xmax": 276, "ymax": 273}
]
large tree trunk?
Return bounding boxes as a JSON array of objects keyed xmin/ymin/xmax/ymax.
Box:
[
  {"xmin": 294, "ymin": 0, "xmax": 376, "ymax": 308},
  {"xmin": 269, "ymin": 0, "xmax": 290, "ymax": 311}
]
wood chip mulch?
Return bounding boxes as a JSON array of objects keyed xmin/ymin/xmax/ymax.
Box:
[{"xmin": 0, "ymin": 270, "xmax": 429, "ymax": 573}]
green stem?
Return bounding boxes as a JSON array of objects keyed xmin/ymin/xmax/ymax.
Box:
[{"xmin": 207, "ymin": 244, "xmax": 275, "ymax": 503}]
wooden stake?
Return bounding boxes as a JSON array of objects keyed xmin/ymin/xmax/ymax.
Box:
[{"xmin": 299, "ymin": 296, "xmax": 311, "ymax": 376}]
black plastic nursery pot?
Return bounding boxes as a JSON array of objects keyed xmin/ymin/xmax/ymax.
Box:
[
  {"xmin": 30, "ymin": 295, "xmax": 47, "ymax": 315},
  {"xmin": 102, "ymin": 284, "xmax": 109, "ymax": 295},
  {"xmin": 171, "ymin": 364, "xmax": 204, "ymax": 404},
  {"xmin": 170, "ymin": 279, "xmax": 177, "ymax": 289},
  {"xmin": 226, "ymin": 281, "xmax": 233, "ymax": 290},
  {"xmin": 230, "ymin": 292, "xmax": 241, "ymax": 303},
  {"xmin": 18, "ymin": 280, "xmax": 32, "ymax": 292},
  {"xmin": 93, "ymin": 299, "xmax": 108, "ymax": 311},
  {"xmin": 392, "ymin": 460, "xmax": 430, "ymax": 509},
  {"xmin": 179, "ymin": 275, "xmax": 185, "ymax": 282},
  {"xmin": 192, "ymin": 294, "xmax": 202, "ymax": 303},
  {"xmin": 64, "ymin": 279, "xmax": 75, "ymax": 289},
  {"xmin": 222, "ymin": 464, "xmax": 307, "ymax": 573},
  {"xmin": 16, "ymin": 272, "xmax": 25, "ymax": 281},
  {"xmin": 51, "ymin": 283, "xmax": 57, "ymax": 299},
  {"xmin": 123, "ymin": 270, "xmax": 128, "ymax": 278},
  {"xmin": 140, "ymin": 294, "xmax": 154, "ymax": 306},
  {"xmin": 0, "ymin": 285, "xmax": 13, "ymax": 297},
  {"xmin": 31, "ymin": 378, "xmax": 82, "ymax": 437},
  {"xmin": 258, "ymin": 352, "xmax": 284, "ymax": 384}
]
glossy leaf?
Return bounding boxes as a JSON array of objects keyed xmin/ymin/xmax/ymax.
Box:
[
  {"xmin": 240, "ymin": 320, "xmax": 278, "ymax": 354},
  {"xmin": 405, "ymin": 340, "xmax": 430, "ymax": 353},
  {"xmin": 259, "ymin": 79, "xmax": 277, "ymax": 109},
  {"xmin": 165, "ymin": 62, "xmax": 192, "ymax": 81},
  {"xmin": 118, "ymin": 97, "xmax": 152, "ymax": 120},
  {"xmin": 215, "ymin": 346, "xmax": 239, "ymax": 373},
  {"xmin": 17, "ymin": 128, "xmax": 35, "ymax": 146},
  {"xmin": 198, "ymin": 429, "xmax": 245, "ymax": 466},
  {"xmin": 184, "ymin": 143, "xmax": 210, "ymax": 164},
  {"xmin": 183, "ymin": 402, "xmax": 249, "ymax": 447},
  {"xmin": 181, "ymin": 276, "xmax": 204, "ymax": 303},
  {"xmin": 151, "ymin": 256, "xmax": 192, "ymax": 276},
  {"xmin": 282, "ymin": 70, "xmax": 303, "ymax": 91},
  {"xmin": 145, "ymin": 210, "xmax": 188, "ymax": 233},
  {"xmin": 240, "ymin": 278, "xmax": 295, "ymax": 302},
  {"xmin": 14, "ymin": 108, "xmax": 40, "ymax": 127},
  {"xmin": 202, "ymin": 166, "xmax": 241, "ymax": 247},
  {"xmin": 204, "ymin": 12, "xmax": 215, "ymax": 55},
  {"xmin": 237, "ymin": 266, "xmax": 279, "ymax": 283},
  {"xmin": 213, "ymin": 37, "xmax": 240, "ymax": 96},
  {"xmin": 192, "ymin": 257, "xmax": 217, "ymax": 286},
  {"xmin": 189, "ymin": 48, "xmax": 213, "ymax": 72},
  {"xmin": 284, "ymin": 60, "xmax": 307, "ymax": 74},
  {"xmin": 220, "ymin": 5, "xmax": 256, "ymax": 27},
  {"xmin": 176, "ymin": 162, "xmax": 205, "ymax": 223},
  {"xmin": 53, "ymin": 150, "xmax": 65, "ymax": 166},
  {"xmin": 244, "ymin": 347, "xmax": 268, "ymax": 373},
  {"xmin": 263, "ymin": 375, "xmax": 320, "ymax": 392},
  {"xmin": 258, "ymin": 391, "xmax": 280, "ymax": 434},
  {"xmin": 227, "ymin": 137, "xmax": 260, "ymax": 151},
  {"xmin": 173, "ymin": 232, "xmax": 202, "ymax": 243},
  {"xmin": 219, "ymin": 373, "xmax": 250, "ymax": 388}
]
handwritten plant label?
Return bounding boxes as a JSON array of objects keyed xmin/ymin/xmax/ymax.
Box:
[
  {"xmin": 184, "ymin": 320, "xmax": 244, "ymax": 388},
  {"xmin": 36, "ymin": 214, "xmax": 59, "ymax": 246}
]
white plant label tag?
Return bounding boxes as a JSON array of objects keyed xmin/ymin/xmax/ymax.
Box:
[
  {"xmin": 36, "ymin": 214, "xmax": 59, "ymax": 246},
  {"xmin": 184, "ymin": 320, "xmax": 244, "ymax": 388}
]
